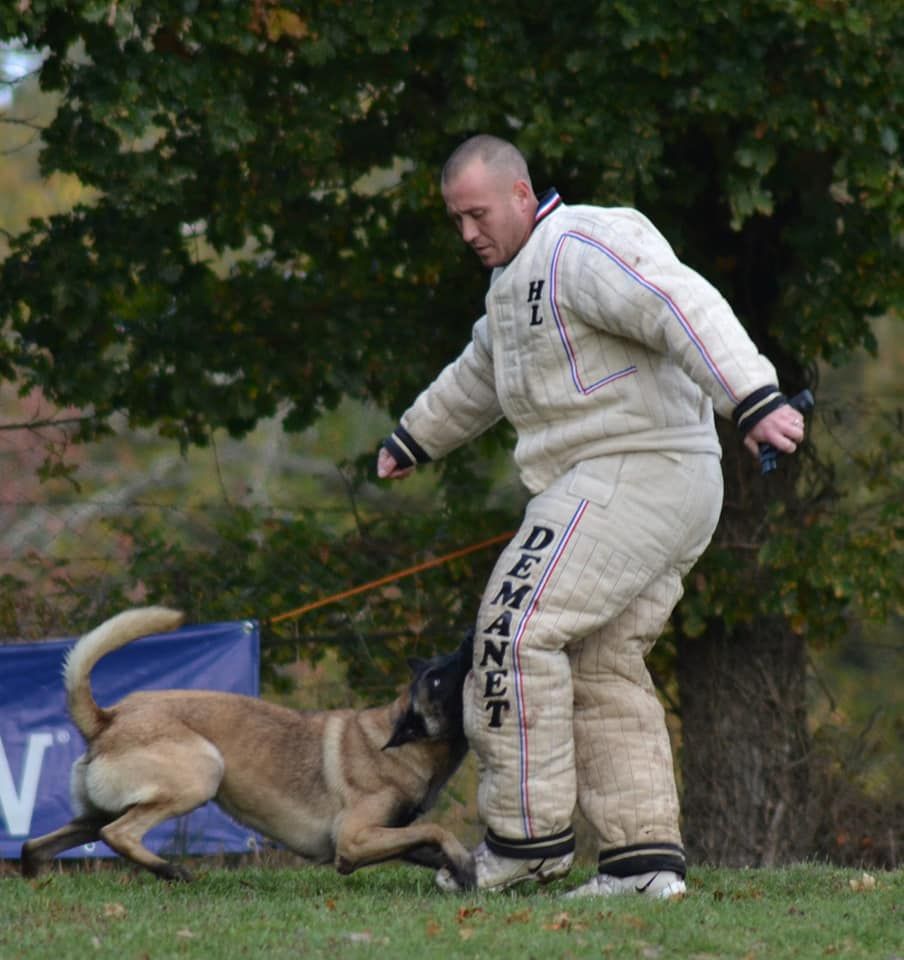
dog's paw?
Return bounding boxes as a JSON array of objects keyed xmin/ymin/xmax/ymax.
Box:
[
  {"xmin": 435, "ymin": 865, "xmax": 462, "ymax": 893},
  {"xmin": 157, "ymin": 863, "xmax": 194, "ymax": 883},
  {"xmin": 20, "ymin": 845, "xmax": 41, "ymax": 879},
  {"xmin": 435, "ymin": 856, "xmax": 476, "ymax": 893},
  {"xmin": 456, "ymin": 857, "xmax": 477, "ymax": 891}
]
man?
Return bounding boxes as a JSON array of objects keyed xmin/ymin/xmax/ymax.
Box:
[{"xmin": 376, "ymin": 135, "xmax": 805, "ymax": 898}]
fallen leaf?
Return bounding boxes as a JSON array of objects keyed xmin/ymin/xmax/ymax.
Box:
[
  {"xmin": 457, "ymin": 906, "xmax": 485, "ymax": 921},
  {"xmin": 459, "ymin": 927, "xmax": 475, "ymax": 941},
  {"xmin": 731, "ymin": 888, "xmax": 763, "ymax": 901},
  {"xmin": 425, "ymin": 919, "xmax": 442, "ymax": 937},
  {"xmin": 176, "ymin": 929, "xmax": 195, "ymax": 939},
  {"xmin": 506, "ymin": 908, "xmax": 532, "ymax": 924},
  {"xmin": 103, "ymin": 902, "xmax": 127, "ymax": 919},
  {"xmin": 544, "ymin": 911, "xmax": 572, "ymax": 931}
]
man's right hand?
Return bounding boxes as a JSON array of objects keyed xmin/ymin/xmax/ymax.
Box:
[
  {"xmin": 742, "ymin": 404, "xmax": 805, "ymax": 459},
  {"xmin": 377, "ymin": 446, "xmax": 415, "ymax": 480}
]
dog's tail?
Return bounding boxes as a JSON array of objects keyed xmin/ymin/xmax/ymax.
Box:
[{"xmin": 64, "ymin": 607, "xmax": 185, "ymax": 739}]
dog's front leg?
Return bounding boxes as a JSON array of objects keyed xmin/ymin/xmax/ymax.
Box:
[
  {"xmin": 398, "ymin": 844, "xmax": 480, "ymax": 888},
  {"xmin": 399, "ymin": 844, "xmax": 451, "ymax": 871},
  {"xmin": 337, "ymin": 823, "xmax": 475, "ymax": 889},
  {"xmin": 335, "ymin": 798, "xmax": 475, "ymax": 889}
]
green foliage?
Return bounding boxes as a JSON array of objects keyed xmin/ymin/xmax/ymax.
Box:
[
  {"xmin": 1, "ymin": 0, "xmax": 899, "ymax": 646},
  {"xmin": 677, "ymin": 431, "xmax": 903, "ymax": 646},
  {"xmin": 2, "ymin": 2, "xmax": 901, "ymax": 442},
  {"xmin": 92, "ymin": 497, "xmax": 508, "ymax": 696}
]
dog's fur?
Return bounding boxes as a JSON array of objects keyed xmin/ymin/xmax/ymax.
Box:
[{"xmin": 21, "ymin": 607, "xmax": 475, "ymax": 886}]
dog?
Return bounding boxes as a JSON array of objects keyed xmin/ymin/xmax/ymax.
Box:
[{"xmin": 21, "ymin": 607, "xmax": 476, "ymax": 887}]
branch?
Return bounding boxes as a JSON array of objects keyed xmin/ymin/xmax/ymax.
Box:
[
  {"xmin": 0, "ymin": 65, "xmax": 42, "ymax": 88},
  {"xmin": 0, "ymin": 116, "xmax": 45, "ymax": 131},
  {"xmin": 0, "ymin": 116, "xmax": 44, "ymax": 156},
  {"xmin": 1, "ymin": 139, "xmax": 40, "ymax": 158},
  {"xmin": 0, "ymin": 414, "xmax": 98, "ymax": 432}
]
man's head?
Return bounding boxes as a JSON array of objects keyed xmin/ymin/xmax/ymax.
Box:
[{"xmin": 441, "ymin": 135, "xmax": 538, "ymax": 268}]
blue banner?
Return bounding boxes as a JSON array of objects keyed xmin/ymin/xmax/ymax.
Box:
[{"xmin": 0, "ymin": 618, "xmax": 261, "ymax": 860}]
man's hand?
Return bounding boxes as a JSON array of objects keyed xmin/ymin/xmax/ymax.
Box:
[
  {"xmin": 743, "ymin": 404, "xmax": 806, "ymax": 459},
  {"xmin": 377, "ymin": 446, "xmax": 415, "ymax": 480}
]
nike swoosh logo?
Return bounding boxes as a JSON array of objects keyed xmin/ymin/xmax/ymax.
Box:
[{"xmin": 635, "ymin": 874, "xmax": 659, "ymax": 893}]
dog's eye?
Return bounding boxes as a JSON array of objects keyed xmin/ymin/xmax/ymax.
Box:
[{"xmin": 431, "ymin": 676, "xmax": 442, "ymax": 690}]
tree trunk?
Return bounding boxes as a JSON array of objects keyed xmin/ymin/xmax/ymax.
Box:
[{"xmin": 676, "ymin": 616, "xmax": 812, "ymax": 866}]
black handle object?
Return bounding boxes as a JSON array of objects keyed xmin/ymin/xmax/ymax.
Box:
[{"xmin": 758, "ymin": 389, "xmax": 815, "ymax": 475}]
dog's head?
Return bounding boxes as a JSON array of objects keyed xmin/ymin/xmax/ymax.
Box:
[{"xmin": 383, "ymin": 629, "xmax": 474, "ymax": 750}]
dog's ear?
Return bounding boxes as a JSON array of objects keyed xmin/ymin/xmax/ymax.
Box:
[{"xmin": 407, "ymin": 657, "xmax": 428, "ymax": 675}]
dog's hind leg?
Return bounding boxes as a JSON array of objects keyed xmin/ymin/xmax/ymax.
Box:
[
  {"xmin": 21, "ymin": 816, "xmax": 107, "ymax": 878},
  {"xmin": 88, "ymin": 735, "xmax": 224, "ymax": 881},
  {"xmin": 99, "ymin": 801, "xmax": 197, "ymax": 882}
]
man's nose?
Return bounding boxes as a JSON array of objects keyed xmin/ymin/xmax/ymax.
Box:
[{"xmin": 460, "ymin": 217, "xmax": 479, "ymax": 243}]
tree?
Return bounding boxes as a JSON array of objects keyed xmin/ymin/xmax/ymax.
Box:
[{"xmin": 1, "ymin": 1, "xmax": 900, "ymax": 865}]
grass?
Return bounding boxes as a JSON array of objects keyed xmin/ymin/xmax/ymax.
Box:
[{"xmin": 0, "ymin": 860, "xmax": 900, "ymax": 960}]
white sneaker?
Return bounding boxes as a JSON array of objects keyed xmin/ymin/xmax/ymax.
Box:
[
  {"xmin": 436, "ymin": 842, "xmax": 574, "ymax": 893},
  {"xmin": 563, "ymin": 870, "xmax": 686, "ymax": 900}
]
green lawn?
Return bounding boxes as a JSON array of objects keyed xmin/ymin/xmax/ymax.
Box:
[{"xmin": 1, "ymin": 862, "xmax": 900, "ymax": 960}]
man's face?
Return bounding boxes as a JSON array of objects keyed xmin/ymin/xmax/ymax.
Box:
[{"xmin": 442, "ymin": 161, "xmax": 534, "ymax": 268}]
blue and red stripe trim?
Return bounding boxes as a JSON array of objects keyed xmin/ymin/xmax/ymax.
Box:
[
  {"xmin": 551, "ymin": 230, "xmax": 739, "ymax": 404},
  {"xmin": 534, "ymin": 188, "xmax": 563, "ymax": 225},
  {"xmin": 550, "ymin": 232, "xmax": 638, "ymax": 394},
  {"xmin": 510, "ymin": 500, "xmax": 589, "ymax": 835}
]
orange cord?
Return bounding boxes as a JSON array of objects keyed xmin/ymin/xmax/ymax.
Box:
[{"xmin": 268, "ymin": 530, "xmax": 514, "ymax": 625}]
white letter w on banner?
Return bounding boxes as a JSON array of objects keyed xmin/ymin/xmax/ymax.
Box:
[{"xmin": 0, "ymin": 733, "xmax": 54, "ymax": 836}]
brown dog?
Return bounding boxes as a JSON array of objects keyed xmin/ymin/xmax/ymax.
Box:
[{"xmin": 21, "ymin": 607, "xmax": 475, "ymax": 887}]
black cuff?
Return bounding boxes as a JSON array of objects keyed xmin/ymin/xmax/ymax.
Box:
[
  {"xmin": 383, "ymin": 425, "xmax": 432, "ymax": 469},
  {"xmin": 485, "ymin": 826, "xmax": 575, "ymax": 861},
  {"xmin": 598, "ymin": 842, "xmax": 686, "ymax": 878},
  {"xmin": 733, "ymin": 385, "xmax": 786, "ymax": 437}
]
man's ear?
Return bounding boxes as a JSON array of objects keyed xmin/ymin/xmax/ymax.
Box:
[{"xmin": 512, "ymin": 178, "xmax": 533, "ymax": 208}]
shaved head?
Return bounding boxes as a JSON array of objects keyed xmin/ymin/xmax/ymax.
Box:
[
  {"xmin": 441, "ymin": 135, "xmax": 532, "ymax": 190},
  {"xmin": 440, "ymin": 135, "xmax": 538, "ymax": 268}
]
